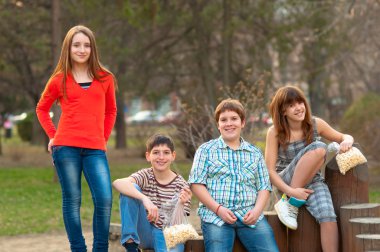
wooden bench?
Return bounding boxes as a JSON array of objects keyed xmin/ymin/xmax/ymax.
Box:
[
  {"xmin": 183, "ymin": 211, "xmax": 287, "ymax": 252},
  {"xmin": 109, "ymin": 212, "xmax": 286, "ymax": 252}
]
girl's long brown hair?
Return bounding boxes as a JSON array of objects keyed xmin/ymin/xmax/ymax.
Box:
[
  {"xmin": 46, "ymin": 25, "xmax": 117, "ymax": 98},
  {"xmin": 269, "ymin": 85, "xmax": 313, "ymax": 149}
]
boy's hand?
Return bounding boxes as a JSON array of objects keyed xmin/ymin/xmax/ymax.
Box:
[
  {"xmin": 243, "ymin": 208, "xmax": 260, "ymax": 225},
  {"xmin": 179, "ymin": 187, "xmax": 192, "ymax": 204},
  {"xmin": 217, "ymin": 206, "xmax": 237, "ymax": 224},
  {"xmin": 142, "ymin": 197, "xmax": 159, "ymax": 223}
]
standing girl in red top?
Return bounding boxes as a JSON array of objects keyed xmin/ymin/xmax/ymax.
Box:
[{"xmin": 36, "ymin": 25, "xmax": 117, "ymax": 252}]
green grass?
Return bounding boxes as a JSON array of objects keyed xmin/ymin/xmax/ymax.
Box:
[
  {"xmin": 369, "ymin": 191, "xmax": 380, "ymax": 203},
  {"xmin": 0, "ymin": 160, "xmax": 192, "ymax": 236},
  {"xmin": 0, "ymin": 167, "xmax": 62, "ymax": 235},
  {"xmin": 1, "ymin": 161, "xmax": 380, "ymax": 236}
]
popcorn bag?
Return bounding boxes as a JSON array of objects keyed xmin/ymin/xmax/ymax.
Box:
[
  {"xmin": 327, "ymin": 142, "xmax": 367, "ymax": 175},
  {"xmin": 162, "ymin": 196, "xmax": 199, "ymax": 249}
]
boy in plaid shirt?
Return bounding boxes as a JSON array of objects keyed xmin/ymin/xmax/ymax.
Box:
[{"xmin": 189, "ymin": 99, "xmax": 279, "ymax": 252}]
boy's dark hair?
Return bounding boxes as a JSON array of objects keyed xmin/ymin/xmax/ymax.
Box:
[
  {"xmin": 214, "ymin": 98, "xmax": 246, "ymax": 122},
  {"xmin": 146, "ymin": 134, "xmax": 175, "ymax": 152}
]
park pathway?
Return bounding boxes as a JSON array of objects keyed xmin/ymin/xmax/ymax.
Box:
[{"xmin": 0, "ymin": 230, "xmax": 123, "ymax": 252}]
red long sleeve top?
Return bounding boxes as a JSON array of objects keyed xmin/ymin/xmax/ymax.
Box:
[{"xmin": 36, "ymin": 72, "xmax": 117, "ymax": 151}]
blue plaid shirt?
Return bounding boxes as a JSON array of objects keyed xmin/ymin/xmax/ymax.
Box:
[{"xmin": 188, "ymin": 136, "xmax": 272, "ymax": 227}]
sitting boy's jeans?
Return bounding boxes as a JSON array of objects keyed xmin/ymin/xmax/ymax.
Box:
[
  {"xmin": 201, "ymin": 218, "xmax": 279, "ymax": 252},
  {"xmin": 119, "ymin": 184, "xmax": 184, "ymax": 252}
]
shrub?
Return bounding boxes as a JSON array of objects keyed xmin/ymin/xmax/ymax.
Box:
[
  {"xmin": 17, "ymin": 112, "xmax": 34, "ymax": 142},
  {"xmin": 174, "ymin": 70, "xmax": 270, "ymax": 158},
  {"xmin": 340, "ymin": 93, "xmax": 380, "ymax": 160}
]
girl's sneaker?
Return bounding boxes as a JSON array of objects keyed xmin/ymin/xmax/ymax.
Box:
[{"xmin": 274, "ymin": 194, "xmax": 305, "ymax": 230}]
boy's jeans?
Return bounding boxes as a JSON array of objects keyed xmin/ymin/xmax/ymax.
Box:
[
  {"xmin": 201, "ymin": 218, "xmax": 279, "ymax": 252},
  {"xmin": 119, "ymin": 184, "xmax": 184, "ymax": 252},
  {"xmin": 52, "ymin": 146, "xmax": 112, "ymax": 252}
]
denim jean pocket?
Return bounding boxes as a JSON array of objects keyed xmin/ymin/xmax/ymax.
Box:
[
  {"xmin": 51, "ymin": 146, "xmax": 61, "ymax": 167},
  {"xmin": 51, "ymin": 146, "xmax": 66, "ymax": 162},
  {"xmin": 51, "ymin": 145, "xmax": 64, "ymax": 154}
]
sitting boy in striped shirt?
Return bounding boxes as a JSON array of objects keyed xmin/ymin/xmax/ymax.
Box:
[
  {"xmin": 188, "ymin": 98, "xmax": 279, "ymax": 252},
  {"xmin": 113, "ymin": 134, "xmax": 192, "ymax": 252}
]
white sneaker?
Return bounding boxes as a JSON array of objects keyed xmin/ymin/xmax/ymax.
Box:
[{"xmin": 274, "ymin": 195, "xmax": 299, "ymax": 230}]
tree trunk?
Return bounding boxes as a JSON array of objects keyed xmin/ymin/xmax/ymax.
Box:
[
  {"xmin": 51, "ymin": 0, "xmax": 62, "ymax": 129},
  {"xmin": 32, "ymin": 117, "xmax": 48, "ymax": 146},
  {"xmin": 115, "ymin": 94, "xmax": 127, "ymax": 149},
  {"xmin": 190, "ymin": 0, "xmax": 216, "ymax": 107},
  {"xmin": 0, "ymin": 127, "xmax": 2, "ymax": 156},
  {"xmin": 308, "ymin": 72, "xmax": 328, "ymax": 118},
  {"xmin": 222, "ymin": 0, "xmax": 231, "ymax": 87},
  {"xmin": 51, "ymin": 0, "xmax": 61, "ymax": 182}
]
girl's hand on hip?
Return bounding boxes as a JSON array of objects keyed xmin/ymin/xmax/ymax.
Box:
[{"xmin": 48, "ymin": 138, "xmax": 54, "ymax": 154}]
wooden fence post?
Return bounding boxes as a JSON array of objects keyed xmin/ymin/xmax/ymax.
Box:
[
  {"xmin": 325, "ymin": 143, "xmax": 370, "ymax": 252},
  {"xmin": 355, "ymin": 234, "xmax": 380, "ymax": 251},
  {"xmin": 288, "ymin": 206, "xmax": 322, "ymax": 252},
  {"xmin": 184, "ymin": 238, "xmax": 205, "ymax": 252},
  {"xmin": 266, "ymin": 211, "xmax": 287, "ymax": 252},
  {"xmin": 350, "ymin": 217, "xmax": 380, "ymax": 251},
  {"xmin": 340, "ymin": 203, "xmax": 380, "ymax": 252}
]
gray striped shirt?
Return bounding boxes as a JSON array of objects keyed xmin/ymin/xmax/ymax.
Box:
[{"xmin": 131, "ymin": 168, "xmax": 191, "ymax": 229}]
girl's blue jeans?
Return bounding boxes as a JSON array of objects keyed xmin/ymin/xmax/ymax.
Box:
[
  {"xmin": 201, "ymin": 217, "xmax": 279, "ymax": 252},
  {"xmin": 52, "ymin": 146, "xmax": 112, "ymax": 252},
  {"xmin": 119, "ymin": 184, "xmax": 184, "ymax": 252}
]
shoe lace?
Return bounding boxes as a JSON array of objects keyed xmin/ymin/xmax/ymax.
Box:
[{"xmin": 288, "ymin": 204, "xmax": 298, "ymax": 218}]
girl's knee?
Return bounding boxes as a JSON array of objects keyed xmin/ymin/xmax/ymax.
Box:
[
  {"xmin": 309, "ymin": 141, "xmax": 327, "ymax": 151},
  {"xmin": 312, "ymin": 147, "xmax": 326, "ymax": 159},
  {"xmin": 98, "ymin": 196, "xmax": 113, "ymax": 207}
]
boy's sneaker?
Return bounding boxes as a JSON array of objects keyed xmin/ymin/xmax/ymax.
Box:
[{"xmin": 274, "ymin": 194, "xmax": 301, "ymax": 230}]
